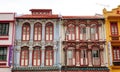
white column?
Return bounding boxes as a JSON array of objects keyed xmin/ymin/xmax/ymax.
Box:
[
  {"xmin": 42, "ymin": 24, "xmax": 45, "ymax": 41},
  {"xmin": 88, "ymin": 45, "xmax": 92, "ymax": 66},
  {"xmin": 100, "ymin": 50, "xmax": 104, "ymax": 66},
  {"xmin": 54, "ymin": 45, "xmax": 57, "ymax": 66},
  {"xmin": 54, "ymin": 22, "xmax": 56, "ymax": 40},
  {"xmin": 41, "ymin": 46, "xmax": 45, "ymax": 66},
  {"xmin": 30, "ymin": 24, "xmax": 34, "ymax": 40},
  {"xmin": 29, "ymin": 47, "xmax": 33, "ymax": 67},
  {"xmin": 86, "ymin": 26, "xmax": 90, "ymax": 40}
]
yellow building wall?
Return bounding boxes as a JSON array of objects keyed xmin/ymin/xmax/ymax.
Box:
[{"xmin": 103, "ymin": 5, "xmax": 120, "ymax": 72}]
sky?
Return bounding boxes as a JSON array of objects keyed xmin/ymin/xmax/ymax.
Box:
[{"xmin": 0, "ymin": 0, "xmax": 120, "ymax": 16}]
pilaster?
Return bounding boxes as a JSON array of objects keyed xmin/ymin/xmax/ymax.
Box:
[
  {"xmin": 16, "ymin": 46, "xmax": 21, "ymax": 67},
  {"xmin": 29, "ymin": 46, "xmax": 33, "ymax": 67},
  {"xmin": 41, "ymin": 45, "xmax": 45, "ymax": 66},
  {"xmin": 53, "ymin": 44, "xmax": 57, "ymax": 66},
  {"xmin": 88, "ymin": 45, "xmax": 92, "ymax": 66},
  {"xmin": 42, "ymin": 23, "xmax": 45, "ymax": 41}
]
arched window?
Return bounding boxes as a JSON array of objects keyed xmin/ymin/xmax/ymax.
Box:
[
  {"xmin": 66, "ymin": 47, "xmax": 75, "ymax": 66},
  {"xmin": 22, "ymin": 23, "xmax": 30, "ymax": 41},
  {"xmin": 32, "ymin": 46, "xmax": 41, "ymax": 66},
  {"xmin": 45, "ymin": 22, "xmax": 53, "ymax": 41},
  {"xmin": 79, "ymin": 24, "xmax": 86, "ymax": 40},
  {"xmin": 45, "ymin": 46, "xmax": 54, "ymax": 66},
  {"xmin": 34, "ymin": 22, "xmax": 42, "ymax": 41},
  {"xmin": 66, "ymin": 24, "xmax": 75, "ymax": 40},
  {"xmin": 92, "ymin": 47, "xmax": 100, "ymax": 66},
  {"xmin": 80, "ymin": 47, "xmax": 88, "ymax": 66},
  {"xmin": 90, "ymin": 24, "xmax": 98, "ymax": 40},
  {"xmin": 20, "ymin": 47, "xmax": 29, "ymax": 66}
]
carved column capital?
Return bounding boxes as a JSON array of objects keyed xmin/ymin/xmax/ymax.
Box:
[
  {"xmin": 54, "ymin": 44, "xmax": 58, "ymax": 50},
  {"xmin": 29, "ymin": 46, "xmax": 33, "ymax": 51},
  {"xmin": 16, "ymin": 46, "xmax": 21, "ymax": 51},
  {"xmin": 88, "ymin": 45, "xmax": 92, "ymax": 50}
]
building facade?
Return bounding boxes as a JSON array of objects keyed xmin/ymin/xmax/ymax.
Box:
[
  {"xmin": 12, "ymin": 9, "xmax": 61, "ymax": 72},
  {"xmin": 61, "ymin": 16, "xmax": 109, "ymax": 72},
  {"xmin": 0, "ymin": 13, "xmax": 15, "ymax": 72},
  {"xmin": 103, "ymin": 5, "xmax": 120, "ymax": 72}
]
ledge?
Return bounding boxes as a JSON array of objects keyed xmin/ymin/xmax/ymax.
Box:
[
  {"xmin": 111, "ymin": 66, "xmax": 120, "ymax": 69},
  {"xmin": 12, "ymin": 66, "xmax": 59, "ymax": 71},
  {"xmin": 61, "ymin": 66, "xmax": 109, "ymax": 71}
]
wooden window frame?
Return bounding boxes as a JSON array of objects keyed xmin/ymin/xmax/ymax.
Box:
[
  {"xmin": 66, "ymin": 24, "xmax": 76, "ymax": 41},
  {"xmin": 92, "ymin": 47, "xmax": 101, "ymax": 66},
  {"xmin": 0, "ymin": 23, "xmax": 9, "ymax": 36},
  {"xmin": 22, "ymin": 23, "xmax": 30, "ymax": 41},
  {"xmin": 110, "ymin": 22, "xmax": 118, "ymax": 35},
  {"xmin": 32, "ymin": 46, "xmax": 41, "ymax": 66},
  {"xmin": 66, "ymin": 47, "xmax": 75, "ymax": 66},
  {"xmin": 45, "ymin": 22, "xmax": 54, "ymax": 41},
  {"xmin": 79, "ymin": 24, "xmax": 86, "ymax": 41},
  {"xmin": 80, "ymin": 48, "xmax": 88, "ymax": 66},
  {"xmin": 20, "ymin": 47, "xmax": 29, "ymax": 66},
  {"xmin": 45, "ymin": 46, "xmax": 54, "ymax": 66},
  {"xmin": 112, "ymin": 46, "xmax": 120, "ymax": 61},
  {"xmin": 33, "ymin": 22, "xmax": 42, "ymax": 41},
  {"xmin": 90, "ymin": 24, "xmax": 99, "ymax": 41}
]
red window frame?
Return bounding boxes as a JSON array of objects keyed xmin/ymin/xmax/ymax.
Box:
[
  {"xmin": 113, "ymin": 46, "xmax": 120, "ymax": 61},
  {"xmin": 66, "ymin": 47, "xmax": 75, "ymax": 66},
  {"xmin": 45, "ymin": 22, "xmax": 54, "ymax": 41},
  {"xmin": 110, "ymin": 22, "xmax": 118, "ymax": 35},
  {"xmin": 22, "ymin": 23, "xmax": 30, "ymax": 41},
  {"xmin": 80, "ymin": 48, "xmax": 88, "ymax": 66},
  {"xmin": 92, "ymin": 47, "xmax": 101, "ymax": 66},
  {"xmin": 33, "ymin": 22, "xmax": 42, "ymax": 41},
  {"xmin": 32, "ymin": 46, "xmax": 41, "ymax": 66},
  {"xmin": 20, "ymin": 47, "xmax": 29, "ymax": 66},
  {"xmin": 79, "ymin": 24, "xmax": 86, "ymax": 40},
  {"xmin": 45, "ymin": 46, "xmax": 54, "ymax": 66},
  {"xmin": 66, "ymin": 24, "xmax": 76, "ymax": 41},
  {"xmin": 90, "ymin": 24, "xmax": 98, "ymax": 41}
]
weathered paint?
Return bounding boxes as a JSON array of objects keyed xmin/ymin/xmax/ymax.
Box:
[{"xmin": 103, "ymin": 5, "xmax": 120, "ymax": 72}]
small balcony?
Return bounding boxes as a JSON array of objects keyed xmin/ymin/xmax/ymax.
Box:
[
  {"xmin": 113, "ymin": 61, "xmax": 120, "ymax": 66},
  {"xmin": 110, "ymin": 35, "xmax": 120, "ymax": 40},
  {"xmin": 110, "ymin": 35, "xmax": 120, "ymax": 44}
]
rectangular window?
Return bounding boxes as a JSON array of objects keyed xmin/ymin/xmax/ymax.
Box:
[
  {"xmin": 0, "ymin": 23, "xmax": 9, "ymax": 36},
  {"xmin": 80, "ymin": 49, "xmax": 88, "ymax": 66},
  {"xmin": 67, "ymin": 50, "xmax": 75, "ymax": 65},
  {"xmin": 110, "ymin": 22, "xmax": 119, "ymax": 40},
  {"xmin": 92, "ymin": 49, "xmax": 100, "ymax": 66},
  {"xmin": 80, "ymin": 28, "xmax": 86, "ymax": 40},
  {"xmin": 0, "ymin": 47, "xmax": 7, "ymax": 61},
  {"xmin": 113, "ymin": 46, "xmax": 120, "ymax": 61},
  {"xmin": 110, "ymin": 22, "xmax": 118, "ymax": 35}
]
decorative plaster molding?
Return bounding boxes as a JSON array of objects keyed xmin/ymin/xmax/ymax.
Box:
[
  {"xmin": 33, "ymin": 41, "xmax": 42, "ymax": 47},
  {"xmin": 45, "ymin": 41, "xmax": 54, "ymax": 46}
]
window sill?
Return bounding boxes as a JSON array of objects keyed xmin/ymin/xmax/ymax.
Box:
[
  {"xmin": 113, "ymin": 61, "xmax": 120, "ymax": 66},
  {"xmin": 0, "ymin": 36, "xmax": 9, "ymax": 40},
  {"xmin": 0, "ymin": 66, "xmax": 10, "ymax": 68},
  {"xmin": 111, "ymin": 66, "xmax": 120, "ymax": 69}
]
